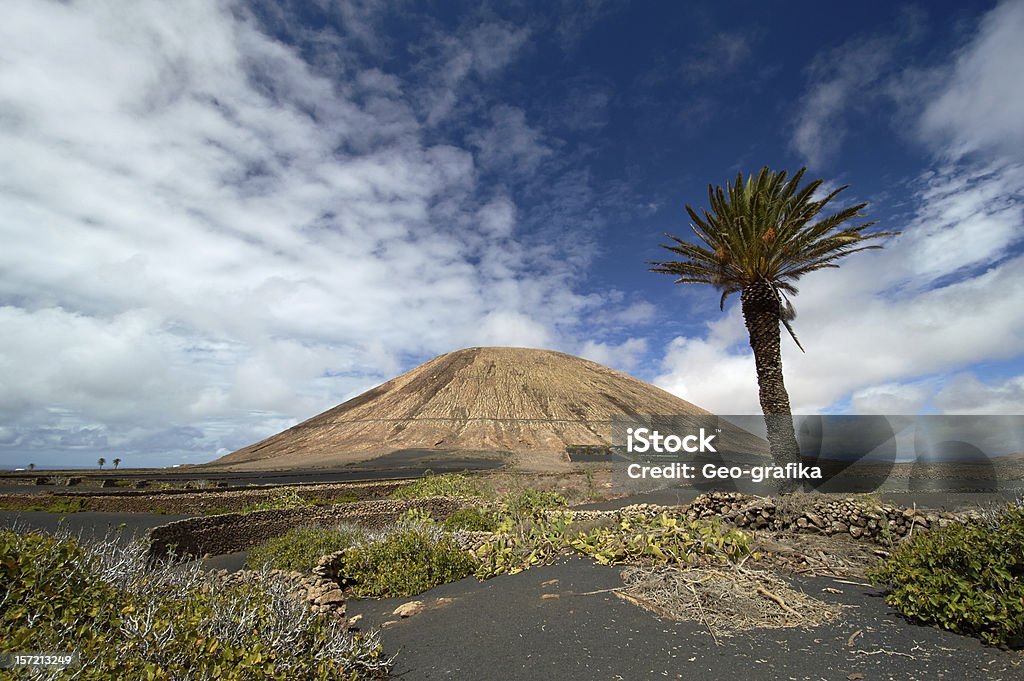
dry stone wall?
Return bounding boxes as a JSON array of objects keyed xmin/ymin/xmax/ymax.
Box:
[
  {"xmin": 558, "ymin": 492, "xmax": 971, "ymax": 544},
  {"xmin": 147, "ymin": 496, "xmax": 469, "ymax": 559},
  {"xmin": 0, "ymin": 480, "xmax": 406, "ymax": 515}
]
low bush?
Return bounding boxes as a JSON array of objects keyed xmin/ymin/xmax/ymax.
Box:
[
  {"xmin": 0, "ymin": 528, "xmax": 390, "ymax": 679},
  {"xmin": 241, "ymin": 488, "xmax": 316, "ymax": 512},
  {"xmin": 442, "ymin": 507, "xmax": 498, "ymax": 532},
  {"xmin": 390, "ymin": 471, "xmax": 482, "ymax": 499},
  {"xmin": 474, "ymin": 510, "xmax": 753, "ymax": 580},
  {"xmin": 474, "ymin": 510, "xmax": 574, "ymax": 579},
  {"xmin": 247, "ymin": 525, "xmax": 367, "ymax": 573},
  {"xmin": 336, "ymin": 527, "xmax": 478, "ymax": 598},
  {"xmin": 868, "ymin": 504, "xmax": 1024, "ymax": 647},
  {"xmin": 25, "ymin": 496, "xmax": 91, "ymax": 513},
  {"xmin": 571, "ymin": 513, "xmax": 753, "ymax": 566},
  {"xmin": 499, "ymin": 488, "xmax": 566, "ymax": 515}
]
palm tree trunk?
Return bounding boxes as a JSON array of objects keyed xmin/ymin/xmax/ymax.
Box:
[{"xmin": 741, "ymin": 280, "xmax": 801, "ymax": 492}]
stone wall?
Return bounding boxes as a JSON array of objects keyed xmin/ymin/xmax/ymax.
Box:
[
  {"xmin": 557, "ymin": 492, "xmax": 971, "ymax": 544},
  {"xmin": 0, "ymin": 480, "xmax": 407, "ymax": 515},
  {"xmin": 147, "ymin": 496, "xmax": 469, "ymax": 559}
]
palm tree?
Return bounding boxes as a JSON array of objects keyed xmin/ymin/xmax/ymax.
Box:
[
  {"xmin": 28, "ymin": 463, "xmax": 35, "ymax": 471},
  {"xmin": 113, "ymin": 458, "xmax": 121, "ymax": 470},
  {"xmin": 97, "ymin": 457, "xmax": 106, "ymax": 470},
  {"xmin": 650, "ymin": 167, "xmax": 898, "ymax": 488}
]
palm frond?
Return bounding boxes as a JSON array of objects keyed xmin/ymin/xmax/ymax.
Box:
[{"xmin": 651, "ymin": 166, "xmax": 901, "ymax": 348}]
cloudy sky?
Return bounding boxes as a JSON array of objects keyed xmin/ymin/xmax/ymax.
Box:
[{"xmin": 2, "ymin": 0, "xmax": 1022, "ymax": 468}]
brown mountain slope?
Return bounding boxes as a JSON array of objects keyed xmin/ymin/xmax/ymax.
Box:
[{"xmin": 215, "ymin": 346, "xmax": 733, "ymax": 470}]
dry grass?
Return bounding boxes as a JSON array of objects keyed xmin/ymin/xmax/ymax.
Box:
[{"xmin": 616, "ymin": 565, "xmax": 845, "ymax": 641}]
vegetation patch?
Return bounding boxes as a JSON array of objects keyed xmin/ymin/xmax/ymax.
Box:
[
  {"xmin": 247, "ymin": 525, "xmax": 368, "ymax": 573},
  {"xmin": 389, "ymin": 471, "xmax": 482, "ymax": 499},
  {"xmin": 336, "ymin": 526, "xmax": 478, "ymax": 598},
  {"xmin": 474, "ymin": 510, "xmax": 574, "ymax": 579},
  {"xmin": 25, "ymin": 496, "xmax": 92, "ymax": 513},
  {"xmin": 0, "ymin": 528, "xmax": 390, "ymax": 679},
  {"xmin": 868, "ymin": 503, "xmax": 1024, "ymax": 647},
  {"xmin": 499, "ymin": 488, "xmax": 566, "ymax": 514},
  {"xmin": 442, "ymin": 507, "xmax": 499, "ymax": 533},
  {"xmin": 572, "ymin": 513, "xmax": 753, "ymax": 567},
  {"xmin": 617, "ymin": 565, "xmax": 844, "ymax": 639},
  {"xmin": 240, "ymin": 488, "xmax": 319, "ymax": 512}
]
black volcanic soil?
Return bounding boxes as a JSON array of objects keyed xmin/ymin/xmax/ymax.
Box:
[{"xmin": 348, "ymin": 556, "xmax": 1021, "ymax": 681}]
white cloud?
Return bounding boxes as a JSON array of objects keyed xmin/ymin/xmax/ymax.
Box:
[
  {"xmin": 790, "ymin": 9, "xmax": 924, "ymax": 167},
  {"xmin": 849, "ymin": 382, "xmax": 933, "ymax": 415},
  {"xmin": 418, "ymin": 21, "xmax": 531, "ymax": 125},
  {"xmin": 614, "ymin": 302, "xmax": 657, "ymax": 325},
  {"xmin": 469, "ymin": 105, "xmax": 552, "ymax": 175},
  {"xmin": 474, "ymin": 312, "xmax": 554, "ymax": 348},
  {"xmin": 578, "ymin": 338, "xmax": 648, "ymax": 372},
  {"xmin": 934, "ymin": 373, "xmax": 1024, "ymax": 415},
  {"xmin": 0, "ymin": 0, "xmax": 631, "ymax": 466},
  {"xmin": 477, "ymin": 196, "xmax": 517, "ymax": 238},
  {"xmin": 681, "ymin": 31, "xmax": 753, "ymax": 83},
  {"xmin": 655, "ymin": 334, "xmax": 760, "ymax": 414},
  {"xmin": 918, "ymin": 0, "xmax": 1024, "ymax": 162},
  {"xmin": 467, "ymin": 22, "xmax": 532, "ymax": 77}
]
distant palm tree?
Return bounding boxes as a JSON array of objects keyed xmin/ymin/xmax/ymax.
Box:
[
  {"xmin": 113, "ymin": 458, "xmax": 121, "ymax": 470},
  {"xmin": 28, "ymin": 463, "xmax": 35, "ymax": 471},
  {"xmin": 650, "ymin": 167, "xmax": 898, "ymax": 488},
  {"xmin": 97, "ymin": 457, "xmax": 106, "ymax": 470}
]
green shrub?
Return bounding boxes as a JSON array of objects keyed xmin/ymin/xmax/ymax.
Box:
[
  {"xmin": 473, "ymin": 511, "xmax": 753, "ymax": 580},
  {"xmin": 337, "ymin": 527, "xmax": 477, "ymax": 598},
  {"xmin": 25, "ymin": 496, "xmax": 91, "ymax": 513},
  {"xmin": 390, "ymin": 472, "xmax": 482, "ymax": 499},
  {"xmin": 0, "ymin": 528, "xmax": 390, "ymax": 679},
  {"xmin": 247, "ymin": 525, "xmax": 367, "ymax": 573},
  {"xmin": 868, "ymin": 504, "xmax": 1024, "ymax": 647},
  {"xmin": 442, "ymin": 507, "xmax": 498, "ymax": 532},
  {"xmin": 323, "ymin": 492, "xmax": 359, "ymax": 504},
  {"xmin": 571, "ymin": 513, "xmax": 752, "ymax": 567},
  {"xmin": 499, "ymin": 488, "xmax": 566, "ymax": 515},
  {"xmin": 474, "ymin": 510, "xmax": 574, "ymax": 579},
  {"xmin": 241, "ymin": 487, "xmax": 316, "ymax": 512}
]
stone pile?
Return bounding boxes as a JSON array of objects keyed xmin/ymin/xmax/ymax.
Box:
[
  {"xmin": 683, "ymin": 491, "xmax": 967, "ymax": 543},
  {"xmin": 539, "ymin": 492, "xmax": 969, "ymax": 545},
  {"xmin": 215, "ymin": 568, "xmax": 350, "ymax": 620}
]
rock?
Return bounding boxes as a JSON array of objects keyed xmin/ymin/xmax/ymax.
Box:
[
  {"xmin": 315, "ymin": 588, "xmax": 345, "ymax": 606},
  {"xmin": 850, "ymin": 526, "xmax": 864, "ymax": 539},
  {"xmin": 805, "ymin": 513, "xmax": 824, "ymax": 529},
  {"xmin": 393, "ymin": 600, "xmax": 425, "ymax": 618}
]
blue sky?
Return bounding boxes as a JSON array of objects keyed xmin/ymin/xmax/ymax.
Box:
[{"xmin": 1, "ymin": 0, "xmax": 1022, "ymax": 468}]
